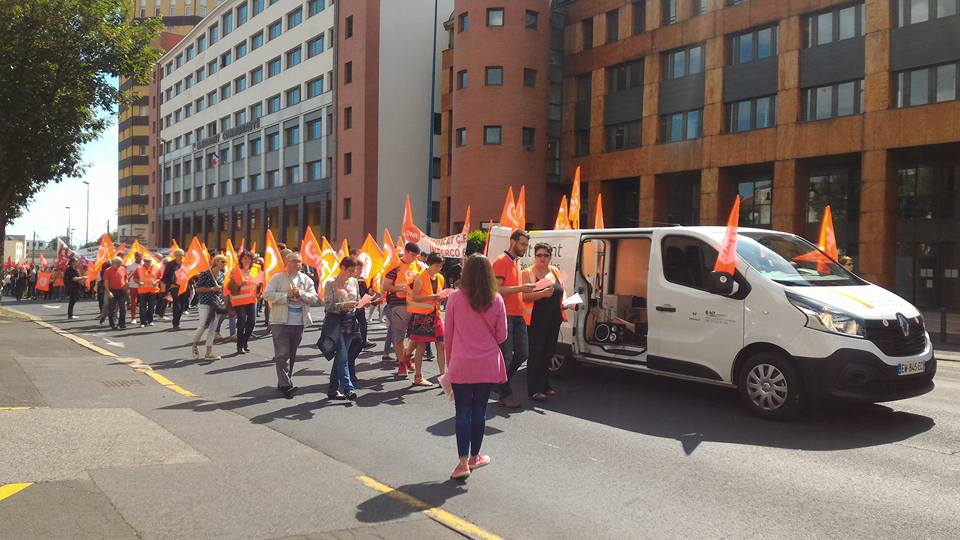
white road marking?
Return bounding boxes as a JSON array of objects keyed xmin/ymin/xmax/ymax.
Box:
[
  {"xmin": 43, "ymin": 305, "xmax": 60, "ymax": 309},
  {"xmin": 103, "ymin": 339, "xmax": 126, "ymax": 348}
]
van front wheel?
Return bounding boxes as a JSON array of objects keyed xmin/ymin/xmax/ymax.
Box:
[{"xmin": 737, "ymin": 352, "xmax": 805, "ymax": 420}]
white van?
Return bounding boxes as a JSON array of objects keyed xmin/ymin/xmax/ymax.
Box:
[{"xmin": 486, "ymin": 226, "xmax": 936, "ymax": 419}]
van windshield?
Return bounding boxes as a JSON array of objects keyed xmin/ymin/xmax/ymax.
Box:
[{"xmin": 736, "ymin": 232, "xmax": 865, "ymax": 287}]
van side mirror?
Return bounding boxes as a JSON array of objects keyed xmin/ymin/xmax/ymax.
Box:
[{"xmin": 707, "ymin": 271, "xmax": 735, "ymax": 296}]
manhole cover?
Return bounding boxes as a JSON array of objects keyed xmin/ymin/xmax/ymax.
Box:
[{"xmin": 100, "ymin": 380, "xmax": 145, "ymax": 388}]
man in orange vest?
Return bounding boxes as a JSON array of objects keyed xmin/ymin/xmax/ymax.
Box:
[
  {"xmin": 230, "ymin": 251, "xmax": 259, "ymax": 354},
  {"xmin": 136, "ymin": 258, "xmax": 160, "ymax": 327},
  {"xmin": 381, "ymin": 242, "xmax": 423, "ymax": 377}
]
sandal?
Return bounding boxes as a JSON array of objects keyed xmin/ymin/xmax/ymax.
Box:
[
  {"xmin": 204, "ymin": 353, "xmax": 221, "ymax": 361},
  {"xmin": 413, "ymin": 377, "xmax": 434, "ymax": 387},
  {"xmin": 191, "ymin": 344, "xmax": 199, "ymax": 360}
]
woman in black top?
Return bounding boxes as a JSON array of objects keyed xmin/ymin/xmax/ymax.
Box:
[
  {"xmin": 522, "ymin": 244, "xmax": 568, "ymax": 401},
  {"xmin": 63, "ymin": 259, "xmax": 86, "ymax": 319}
]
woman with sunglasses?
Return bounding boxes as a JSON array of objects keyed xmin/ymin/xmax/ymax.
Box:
[{"xmin": 521, "ymin": 243, "xmax": 568, "ymax": 401}]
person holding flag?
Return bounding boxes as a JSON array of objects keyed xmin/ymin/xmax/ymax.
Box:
[
  {"xmin": 382, "ymin": 242, "xmax": 424, "ymax": 377},
  {"xmin": 161, "ymin": 249, "xmax": 188, "ymax": 330},
  {"xmin": 229, "ymin": 251, "xmax": 259, "ymax": 354}
]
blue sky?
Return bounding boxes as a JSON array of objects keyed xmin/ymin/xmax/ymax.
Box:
[{"xmin": 8, "ymin": 115, "xmax": 119, "ymax": 247}]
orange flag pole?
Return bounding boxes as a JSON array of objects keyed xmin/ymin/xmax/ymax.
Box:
[
  {"xmin": 569, "ymin": 167, "xmax": 582, "ymax": 229},
  {"xmin": 516, "ymin": 185, "xmax": 527, "ymax": 231},
  {"xmin": 554, "ymin": 195, "xmax": 571, "ymax": 230},
  {"xmin": 499, "ymin": 186, "xmax": 518, "ymax": 230},
  {"xmin": 818, "ymin": 205, "xmax": 838, "ymax": 261},
  {"xmin": 594, "ymin": 193, "xmax": 606, "ymax": 229},
  {"xmin": 713, "ymin": 195, "xmax": 741, "ymax": 277},
  {"xmin": 462, "ymin": 205, "xmax": 472, "ymax": 234},
  {"xmin": 483, "ymin": 221, "xmax": 493, "ymax": 256}
]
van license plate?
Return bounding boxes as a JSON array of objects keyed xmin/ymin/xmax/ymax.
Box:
[{"xmin": 896, "ymin": 360, "xmax": 926, "ymax": 376}]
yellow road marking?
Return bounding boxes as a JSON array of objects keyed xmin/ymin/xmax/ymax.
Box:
[
  {"xmin": 0, "ymin": 306, "xmax": 195, "ymax": 397},
  {"xmin": 357, "ymin": 475, "xmax": 502, "ymax": 540},
  {"xmin": 0, "ymin": 483, "xmax": 32, "ymax": 502},
  {"xmin": 0, "ymin": 407, "xmax": 32, "ymax": 411}
]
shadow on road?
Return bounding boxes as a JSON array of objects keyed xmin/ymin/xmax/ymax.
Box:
[
  {"xmin": 355, "ymin": 481, "xmax": 468, "ymax": 524},
  {"xmin": 532, "ymin": 363, "xmax": 935, "ymax": 455}
]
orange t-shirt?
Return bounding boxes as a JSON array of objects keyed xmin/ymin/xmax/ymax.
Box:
[{"xmin": 493, "ymin": 252, "xmax": 523, "ymax": 317}]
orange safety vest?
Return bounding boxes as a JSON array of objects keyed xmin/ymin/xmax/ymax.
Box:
[
  {"xmin": 388, "ymin": 260, "xmax": 423, "ymax": 303},
  {"xmin": 137, "ymin": 266, "xmax": 160, "ymax": 294},
  {"xmin": 406, "ymin": 272, "xmax": 445, "ymax": 315},
  {"xmin": 229, "ymin": 267, "xmax": 258, "ymax": 306},
  {"xmin": 521, "ymin": 265, "xmax": 569, "ymax": 326}
]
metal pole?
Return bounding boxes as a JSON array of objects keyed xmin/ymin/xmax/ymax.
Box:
[
  {"xmin": 424, "ymin": 0, "xmax": 439, "ymax": 234},
  {"xmin": 65, "ymin": 206, "xmax": 71, "ymax": 248},
  {"xmin": 941, "ymin": 307, "xmax": 947, "ymax": 344},
  {"xmin": 32, "ymin": 231, "xmax": 36, "ymax": 265},
  {"xmin": 83, "ymin": 181, "xmax": 90, "ymax": 245}
]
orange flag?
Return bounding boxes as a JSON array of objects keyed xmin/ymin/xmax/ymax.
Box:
[
  {"xmin": 170, "ymin": 239, "xmax": 181, "ymax": 253},
  {"xmin": 499, "ymin": 186, "xmax": 519, "ymax": 230},
  {"xmin": 401, "ymin": 194, "xmax": 425, "ymax": 245},
  {"xmin": 818, "ymin": 205, "xmax": 838, "ymax": 261},
  {"xmin": 238, "ymin": 239, "xmax": 246, "ymax": 254},
  {"xmin": 39, "ymin": 254, "xmax": 48, "ymax": 269},
  {"xmin": 175, "ymin": 236, "xmax": 210, "ymax": 295},
  {"xmin": 554, "ymin": 195, "xmax": 572, "ymax": 230},
  {"xmin": 300, "ymin": 228, "xmax": 325, "ymax": 270},
  {"xmin": 224, "ymin": 239, "xmax": 238, "ymax": 285},
  {"xmin": 122, "ymin": 240, "xmax": 142, "ymax": 265},
  {"xmin": 713, "ymin": 196, "xmax": 741, "ymax": 275},
  {"xmin": 462, "ymin": 205, "xmax": 472, "ymax": 234},
  {"xmin": 317, "ymin": 236, "xmax": 341, "ymax": 295},
  {"xmin": 382, "ymin": 228, "xmax": 397, "ymax": 270},
  {"xmin": 338, "ymin": 238, "xmax": 350, "ymax": 259},
  {"xmin": 360, "ymin": 233, "xmax": 385, "ymax": 287},
  {"xmin": 595, "ymin": 193, "xmax": 606, "ymax": 229},
  {"xmin": 569, "ymin": 167, "xmax": 582, "ymax": 229},
  {"xmin": 483, "ymin": 221, "xmax": 494, "ymax": 256},
  {"xmin": 86, "ymin": 234, "xmax": 116, "ymax": 289},
  {"xmin": 263, "ymin": 229, "xmax": 282, "ymax": 282},
  {"xmin": 516, "ymin": 185, "xmax": 527, "ymax": 231},
  {"xmin": 251, "ymin": 241, "xmax": 258, "ymax": 255},
  {"xmin": 36, "ymin": 272, "xmax": 51, "ymax": 292}
]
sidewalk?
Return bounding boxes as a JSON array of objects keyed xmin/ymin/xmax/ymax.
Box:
[{"xmin": 0, "ymin": 313, "xmax": 465, "ymax": 540}]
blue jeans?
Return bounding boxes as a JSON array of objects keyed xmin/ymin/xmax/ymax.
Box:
[
  {"xmin": 498, "ymin": 316, "xmax": 529, "ymax": 398},
  {"xmin": 382, "ymin": 304, "xmax": 394, "ymax": 355},
  {"xmin": 329, "ymin": 326, "xmax": 356, "ymax": 396},
  {"xmin": 452, "ymin": 383, "xmax": 493, "ymax": 458}
]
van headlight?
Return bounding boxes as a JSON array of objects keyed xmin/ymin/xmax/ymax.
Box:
[{"xmin": 786, "ymin": 292, "xmax": 865, "ymax": 338}]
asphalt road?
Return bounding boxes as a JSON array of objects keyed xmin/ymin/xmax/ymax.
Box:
[{"xmin": 6, "ymin": 298, "xmax": 960, "ymax": 539}]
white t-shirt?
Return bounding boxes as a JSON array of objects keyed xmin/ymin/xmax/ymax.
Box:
[{"xmin": 126, "ymin": 263, "xmax": 141, "ymax": 288}]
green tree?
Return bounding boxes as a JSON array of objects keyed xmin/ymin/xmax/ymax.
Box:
[
  {"xmin": 0, "ymin": 0, "xmax": 161, "ymax": 262},
  {"xmin": 466, "ymin": 230, "xmax": 487, "ymax": 255}
]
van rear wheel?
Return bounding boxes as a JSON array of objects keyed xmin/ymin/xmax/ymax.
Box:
[
  {"xmin": 548, "ymin": 353, "xmax": 576, "ymax": 378},
  {"xmin": 737, "ymin": 352, "xmax": 805, "ymax": 420}
]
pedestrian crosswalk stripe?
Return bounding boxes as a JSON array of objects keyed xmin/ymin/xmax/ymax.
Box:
[
  {"xmin": 0, "ymin": 483, "xmax": 32, "ymax": 503},
  {"xmin": 357, "ymin": 475, "xmax": 502, "ymax": 540}
]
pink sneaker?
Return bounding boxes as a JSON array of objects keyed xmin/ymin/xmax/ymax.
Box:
[
  {"xmin": 468, "ymin": 454, "xmax": 491, "ymax": 470},
  {"xmin": 450, "ymin": 463, "xmax": 471, "ymax": 480}
]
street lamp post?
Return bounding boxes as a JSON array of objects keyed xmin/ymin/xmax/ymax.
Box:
[
  {"xmin": 424, "ymin": 0, "xmax": 439, "ymax": 234},
  {"xmin": 82, "ymin": 180, "xmax": 90, "ymax": 246},
  {"xmin": 65, "ymin": 206, "xmax": 72, "ymax": 249}
]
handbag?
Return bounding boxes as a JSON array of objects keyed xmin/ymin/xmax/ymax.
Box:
[{"xmin": 208, "ymin": 271, "xmax": 229, "ymax": 315}]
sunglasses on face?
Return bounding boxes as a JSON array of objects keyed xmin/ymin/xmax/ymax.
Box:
[{"xmin": 535, "ymin": 253, "xmax": 551, "ymax": 259}]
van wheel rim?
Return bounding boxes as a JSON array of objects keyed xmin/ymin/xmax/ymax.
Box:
[
  {"xmin": 746, "ymin": 364, "xmax": 788, "ymax": 411},
  {"xmin": 549, "ymin": 355, "xmax": 564, "ymax": 371}
]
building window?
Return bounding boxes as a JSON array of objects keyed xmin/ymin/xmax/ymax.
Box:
[
  {"xmin": 344, "ymin": 198, "xmax": 352, "ymax": 219},
  {"xmin": 250, "ymin": 102, "xmax": 263, "ymax": 118},
  {"xmin": 457, "ymin": 69, "xmax": 468, "ymax": 89},
  {"xmin": 237, "ymin": 3, "xmax": 248, "ymax": 26},
  {"xmin": 522, "ymin": 127, "xmax": 536, "ymax": 149},
  {"xmin": 895, "ymin": 0, "xmax": 958, "ymax": 27},
  {"xmin": 287, "ymin": 7, "xmax": 302, "ymax": 29},
  {"xmin": 606, "ymin": 120, "xmax": 641, "ymax": 151},
  {"xmin": 456, "ymin": 127, "xmax": 467, "ymax": 147},
  {"xmin": 268, "ymin": 20, "xmax": 282, "ymax": 40},
  {"xmin": 234, "ymin": 76, "xmax": 246, "ymax": 94},
  {"xmin": 267, "ymin": 94, "xmax": 281, "ymax": 114},
  {"xmin": 633, "ymin": 1, "xmax": 646, "ymax": 34},
  {"xmin": 286, "ymin": 86, "xmax": 301, "ymax": 106},
  {"xmin": 895, "ymin": 61, "xmax": 959, "ymax": 107},
  {"xmin": 197, "ymin": 35, "xmax": 206, "ymax": 52},
  {"xmin": 196, "ymin": 67, "xmax": 205, "ymax": 82},
  {"xmin": 737, "ymin": 178, "xmax": 773, "ymax": 227},
  {"xmin": 459, "ymin": 12, "xmax": 469, "ymax": 32},
  {"xmin": 693, "ymin": 0, "xmax": 707, "ymax": 15},
  {"xmin": 662, "ymin": 0, "xmax": 677, "ymax": 25},
  {"xmin": 235, "ymin": 41, "xmax": 248, "ymax": 59},
  {"xmin": 802, "ymin": 80, "xmax": 864, "ymax": 120},
  {"xmin": 308, "ymin": 0, "xmax": 325, "ymax": 17},
  {"xmin": 485, "ymin": 66, "xmax": 503, "ymax": 86},
  {"xmin": 343, "ymin": 106, "xmax": 353, "ymax": 129},
  {"xmin": 606, "ymin": 9, "xmax": 619, "ymax": 43},
  {"xmin": 525, "ymin": 10, "xmax": 538, "ymax": 29},
  {"xmin": 523, "ymin": 68, "xmax": 537, "ymax": 87},
  {"xmin": 726, "ymin": 96, "xmax": 776, "ymax": 132},
  {"xmin": 251, "ymin": 31, "xmax": 264, "ymax": 50},
  {"xmin": 234, "ymin": 142, "xmax": 245, "ymax": 159},
  {"xmin": 308, "ymin": 35, "xmax": 325, "ymax": 57},
  {"xmin": 267, "ymin": 132, "xmax": 280, "ymax": 151},
  {"xmin": 660, "ymin": 109, "xmax": 702, "ymax": 142},
  {"xmin": 664, "ymin": 44, "xmax": 704, "ymax": 79},
  {"xmin": 250, "ymin": 66, "xmax": 263, "ymax": 86},
  {"xmin": 308, "ymin": 160, "xmax": 323, "ymax": 181},
  {"xmin": 285, "ymin": 165, "xmax": 301, "ymax": 184},
  {"xmin": 250, "ymin": 138, "xmax": 262, "ymax": 155},
  {"xmin": 345, "ymin": 61, "xmax": 353, "ymax": 83},
  {"xmin": 268, "ymin": 57, "xmax": 281, "ymax": 77},
  {"xmin": 308, "ymin": 118, "xmax": 322, "ymax": 140},
  {"xmin": 808, "ymin": 167, "xmax": 859, "ymax": 223},
  {"xmin": 345, "ymin": 15, "xmax": 353, "ymax": 38},
  {"xmin": 581, "ymin": 18, "xmax": 593, "ymax": 50},
  {"xmin": 487, "ymin": 8, "xmax": 504, "ymax": 27},
  {"xmin": 220, "ymin": 83, "xmax": 232, "ymax": 100},
  {"xmin": 207, "ymin": 59, "xmax": 218, "ymax": 76},
  {"xmin": 285, "ymin": 125, "xmax": 300, "ymax": 146},
  {"xmin": 344, "ymin": 153, "xmax": 353, "ymax": 174},
  {"xmin": 209, "ymin": 23, "xmax": 219, "ymax": 44},
  {"xmin": 575, "ymin": 129, "xmax": 590, "ymax": 156},
  {"xmin": 286, "ymin": 46, "xmax": 302, "ymax": 68},
  {"xmin": 804, "ymin": 2, "xmax": 865, "ymax": 48},
  {"xmin": 267, "ymin": 170, "xmax": 280, "ymax": 188},
  {"xmin": 484, "ymin": 126, "xmax": 502, "ymax": 144},
  {"xmin": 608, "ymin": 59, "xmax": 643, "ymax": 92},
  {"xmin": 220, "ymin": 51, "xmax": 232, "ymax": 68},
  {"xmin": 730, "ymin": 25, "xmax": 777, "ymax": 65},
  {"xmin": 222, "ymin": 12, "xmax": 233, "ymax": 35},
  {"xmin": 307, "ymin": 76, "xmax": 324, "ymax": 98}
]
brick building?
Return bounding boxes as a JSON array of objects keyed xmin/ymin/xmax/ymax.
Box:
[{"xmin": 440, "ymin": 0, "xmax": 960, "ymax": 309}]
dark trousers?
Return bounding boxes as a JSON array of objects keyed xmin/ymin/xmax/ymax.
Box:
[
  {"xmin": 67, "ymin": 291, "xmax": 79, "ymax": 318},
  {"xmin": 452, "ymin": 383, "xmax": 493, "ymax": 458},
  {"xmin": 497, "ymin": 316, "xmax": 529, "ymax": 398},
  {"xmin": 235, "ymin": 303, "xmax": 256, "ymax": 349},
  {"xmin": 139, "ymin": 293, "xmax": 156, "ymax": 325},
  {"xmin": 156, "ymin": 293, "xmax": 167, "ymax": 317},
  {"xmin": 172, "ymin": 292, "xmax": 189, "ymax": 327},
  {"xmin": 527, "ymin": 316, "xmax": 561, "ymax": 396},
  {"xmin": 107, "ymin": 289, "xmax": 128, "ymax": 328}
]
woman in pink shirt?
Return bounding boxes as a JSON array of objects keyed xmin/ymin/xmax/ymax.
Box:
[{"xmin": 443, "ymin": 254, "xmax": 508, "ymax": 480}]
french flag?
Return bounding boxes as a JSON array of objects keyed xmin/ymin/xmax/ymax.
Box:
[{"xmin": 210, "ymin": 152, "xmax": 221, "ymax": 167}]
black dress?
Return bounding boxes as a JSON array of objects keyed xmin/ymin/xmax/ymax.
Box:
[{"xmin": 527, "ymin": 280, "xmax": 564, "ymax": 396}]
